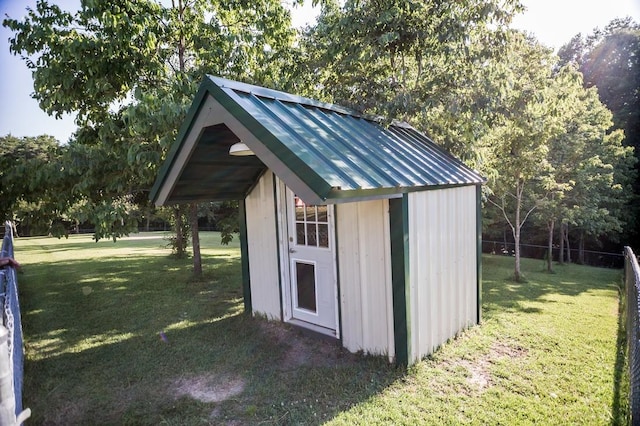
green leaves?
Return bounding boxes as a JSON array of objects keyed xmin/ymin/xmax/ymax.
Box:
[
  {"xmin": 299, "ymin": 0, "xmax": 525, "ymax": 170},
  {"xmin": 0, "ymin": 135, "xmax": 60, "ymax": 216},
  {"xmin": 4, "ymin": 0, "xmax": 166, "ymax": 122},
  {"xmin": 3, "ymin": 0, "xmax": 297, "ymax": 241}
]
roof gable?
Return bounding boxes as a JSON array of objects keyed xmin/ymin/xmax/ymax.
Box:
[{"xmin": 151, "ymin": 75, "xmax": 485, "ymax": 206}]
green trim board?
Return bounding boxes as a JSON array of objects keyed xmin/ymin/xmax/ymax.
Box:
[
  {"xmin": 150, "ymin": 75, "xmax": 485, "ymax": 207},
  {"xmin": 476, "ymin": 184, "xmax": 483, "ymax": 324},
  {"xmin": 239, "ymin": 199, "xmax": 252, "ymax": 315},
  {"xmin": 333, "ymin": 204, "xmax": 343, "ymax": 343},
  {"xmin": 271, "ymin": 173, "xmax": 285, "ymax": 321},
  {"xmin": 150, "ymin": 82, "xmax": 212, "ymax": 201},
  {"xmin": 205, "ymin": 82, "xmax": 335, "ymax": 202},
  {"xmin": 389, "ymin": 195, "xmax": 410, "ymax": 366},
  {"xmin": 321, "ymin": 182, "xmax": 477, "ymax": 203}
]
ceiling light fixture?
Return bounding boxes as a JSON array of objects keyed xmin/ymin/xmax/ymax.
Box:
[{"xmin": 229, "ymin": 142, "xmax": 254, "ymax": 156}]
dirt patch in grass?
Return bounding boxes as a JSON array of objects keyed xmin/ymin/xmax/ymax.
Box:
[
  {"xmin": 458, "ymin": 340, "xmax": 528, "ymax": 393},
  {"xmin": 173, "ymin": 373, "xmax": 245, "ymax": 403},
  {"xmin": 258, "ymin": 321, "xmax": 358, "ymax": 370},
  {"xmin": 170, "ymin": 320, "xmax": 359, "ymax": 407}
]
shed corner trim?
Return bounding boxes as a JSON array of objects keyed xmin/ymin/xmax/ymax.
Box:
[{"xmin": 389, "ymin": 195, "xmax": 411, "ymax": 366}]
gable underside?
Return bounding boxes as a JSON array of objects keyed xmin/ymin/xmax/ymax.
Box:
[{"xmin": 168, "ymin": 123, "xmax": 267, "ymax": 203}]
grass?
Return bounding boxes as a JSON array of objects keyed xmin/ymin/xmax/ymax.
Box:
[{"xmin": 15, "ymin": 232, "xmax": 627, "ymax": 425}]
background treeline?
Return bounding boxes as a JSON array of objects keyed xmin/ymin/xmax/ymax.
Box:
[{"xmin": 1, "ymin": 1, "xmax": 637, "ymax": 279}]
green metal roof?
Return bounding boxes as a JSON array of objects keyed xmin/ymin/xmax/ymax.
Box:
[{"xmin": 151, "ymin": 75, "xmax": 485, "ymax": 206}]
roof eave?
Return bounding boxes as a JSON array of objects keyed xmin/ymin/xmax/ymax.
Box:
[
  {"xmin": 150, "ymin": 76, "xmax": 219, "ymax": 205},
  {"xmin": 323, "ymin": 181, "xmax": 485, "ymax": 204}
]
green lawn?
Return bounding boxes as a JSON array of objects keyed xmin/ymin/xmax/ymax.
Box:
[{"xmin": 15, "ymin": 232, "xmax": 627, "ymax": 425}]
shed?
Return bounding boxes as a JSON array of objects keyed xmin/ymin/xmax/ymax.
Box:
[{"xmin": 150, "ymin": 75, "xmax": 485, "ymax": 365}]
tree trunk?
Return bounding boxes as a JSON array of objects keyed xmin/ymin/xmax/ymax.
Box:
[
  {"xmin": 564, "ymin": 223, "xmax": 572, "ymax": 263},
  {"xmin": 558, "ymin": 221, "xmax": 565, "ymax": 265},
  {"xmin": 513, "ymin": 186, "xmax": 522, "ymax": 282},
  {"xmin": 514, "ymin": 227, "xmax": 521, "ymax": 281},
  {"xmin": 547, "ymin": 219, "xmax": 554, "ymax": 273},
  {"xmin": 578, "ymin": 231, "xmax": 585, "ymax": 265},
  {"xmin": 190, "ymin": 203, "xmax": 202, "ymax": 277},
  {"xmin": 175, "ymin": 0, "xmax": 202, "ymax": 276},
  {"xmin": 174, "ymin": 206, "xmax": 186, "ymax": 258}
]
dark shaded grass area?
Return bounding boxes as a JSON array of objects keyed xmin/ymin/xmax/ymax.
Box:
[{"xmin": 18, "ymin": 234, "xmax": 399, "ymax": 424}]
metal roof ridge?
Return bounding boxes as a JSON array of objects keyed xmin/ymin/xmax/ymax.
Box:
[
  {"xmin": 206, "ymin": 74, "xmax": 371, "ymax": 119},
  {"xmin": 389, "ymin": 120, "xmax": 414, "ymax": 129}
]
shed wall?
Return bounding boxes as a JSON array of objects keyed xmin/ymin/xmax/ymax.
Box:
[
  {"xmin": 337, "ymin": 199, "xmax": 395, "ymax": 361},
  {"xmin": 407, "ymin": 186, "xmax": 477, "ymax": 362},
  {"xmin": 245, "ymin": 171, "xmax": 281, "ymax": 320}
]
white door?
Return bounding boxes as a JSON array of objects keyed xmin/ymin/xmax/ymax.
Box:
[{"xmin": 285, "ymin": 190, "xmax": 337, "ymax": 332}]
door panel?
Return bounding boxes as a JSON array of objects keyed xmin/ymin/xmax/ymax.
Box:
[{"xmin": 286, "ymin": 190, "xmax": 337, "ymax": 331}]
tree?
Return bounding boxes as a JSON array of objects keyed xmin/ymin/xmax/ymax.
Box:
[
  {"xmin": 4, "ymin": 0, "xmax": 297, "ymax": 274},
  {"xmin": 558, "ymin": 18, "xmax": 639, "ymax": 138},
  {"xmin": 534, "ymin": 66, "xmax": 635, "ymax": 271},
  {"xmin": 558, "ymin": 17, "xmax": 640, "ymax": 242},
  {"xmin": 482, "ymin": 33, "xmax": 559, "ymax": 281},
  {"xmin": 562, "ymin": 119, "xmax": 635, "ymax": 263},
  {"xmin": 0, "ymin": 134, "xmax": 73, "ymax": 234}
]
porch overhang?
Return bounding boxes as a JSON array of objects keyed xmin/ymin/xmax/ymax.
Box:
[{"xmin": 150, "ymin": 76, "xmax": 486, "ymax": 206}]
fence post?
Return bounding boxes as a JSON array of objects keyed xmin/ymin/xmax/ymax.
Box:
[
  {"xmin": 0, "ymin": 223, "xmax": 30, "ymax": 425},
  {"xmin": 625, "ymin": 246, "xmax": 640, "ymax": 424},
  {"xmin": 0, "ymin": 326, "xmax": 15, "ymax": 424},
  {"xmin": 0, "ymin": 326, "xmax": 29, "ymax": 425}
]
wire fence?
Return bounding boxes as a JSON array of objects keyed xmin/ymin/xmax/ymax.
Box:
[
  {"xmin": 0, "ymin": 222, "xmax": 29, "ymax": 424},
  {"xmin": 482, "ymin": 240, "xmax": 625, "ymax": 269},
  {"xmin": 626, "ymin": 246, "xmax": 640, "ymax": 424}
]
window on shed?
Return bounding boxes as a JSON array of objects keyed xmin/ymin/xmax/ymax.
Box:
[{"xmin": 294, "ymin": 196, "xmax": 329, "ymax": 248}]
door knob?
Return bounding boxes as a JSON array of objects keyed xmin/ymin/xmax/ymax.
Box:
[{"xmin": 289, "ymin": 248, "xmax": 296, "ymax": 253}]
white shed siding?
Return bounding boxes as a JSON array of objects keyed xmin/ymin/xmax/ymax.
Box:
[
  {"xmin": 408, "ymin": 186, "xmax": 477, "ymax": 362},
  {"xmin": 245, "ymin": 171, "xmax": 281, "ymax": 320},
  {"xmin": 337, "ymin": 199, "xmax": 394, "ymax": 360}
]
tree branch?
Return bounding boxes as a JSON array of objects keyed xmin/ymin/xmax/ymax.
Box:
[
  {"xmin": 487, "ymin": 196, "xmax": 515, "ymax": 232},
  {"xmin": 520, "ymin": 203, "xmax": 537, "ymax": 228}
]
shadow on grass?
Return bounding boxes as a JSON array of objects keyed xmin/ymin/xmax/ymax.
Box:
[
  {"xmin": 20, "ymin": 246, "xmax": 622, "ymax": 424},
  {"xmin": 15, "ymin": 236, "xmax": 166, "ymax": 254},
  {"xmin": 20, "ymin": 254, "xmax": 404, "ymax": 425},
  {"xmin": 483, "ymin": 255, "xmax": 627, "ymax": 425},
  {"xmin": 15, "ymin": 232, "xmax": 241, "ymax": 255},
  {"xmin": 482, "ymin": 255, "xmax": 622, "ymax": 317},
  {"xmin": 611, "ymin": 278, "xmax": 630, "ymax": 426}
]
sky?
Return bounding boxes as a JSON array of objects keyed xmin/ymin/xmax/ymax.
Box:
[{"xmin": 1, "ymin": 0, "xmax": 639, "ymax": 144}]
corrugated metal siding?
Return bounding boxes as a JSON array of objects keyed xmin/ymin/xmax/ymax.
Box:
[
  {"xmin": 245, "ymin": 171, "xmax": 281, "ymax": 320},
  {"xmin": 337, "ymin": 199, "xmax": 394, "ymax": 360},
  {"xmin": 407, "ymin": 186, "xmax": 477, "ymax": 362}
]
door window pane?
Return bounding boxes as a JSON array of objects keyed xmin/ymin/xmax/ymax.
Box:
[
  {"xmin": 296, "ymin": 223, "xmax": 306, "ymax": 245},
  {"xmin": 306, "ymin": 223, "xmax": 317, "ymax": 246},
  {"xmin": 318, "ymin": 224, "xmax": 329, "ymax": 247},
  {"xmin": 305, "ymin": 206, "xmax": 316, "ymax": 222},
  {"xmin": 295, "ymin": 262, "xmax": 316, "ymax": 312},
  {"xmin": 317, "ymin": 205, "xmax": 328, "ymax": 222}
]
